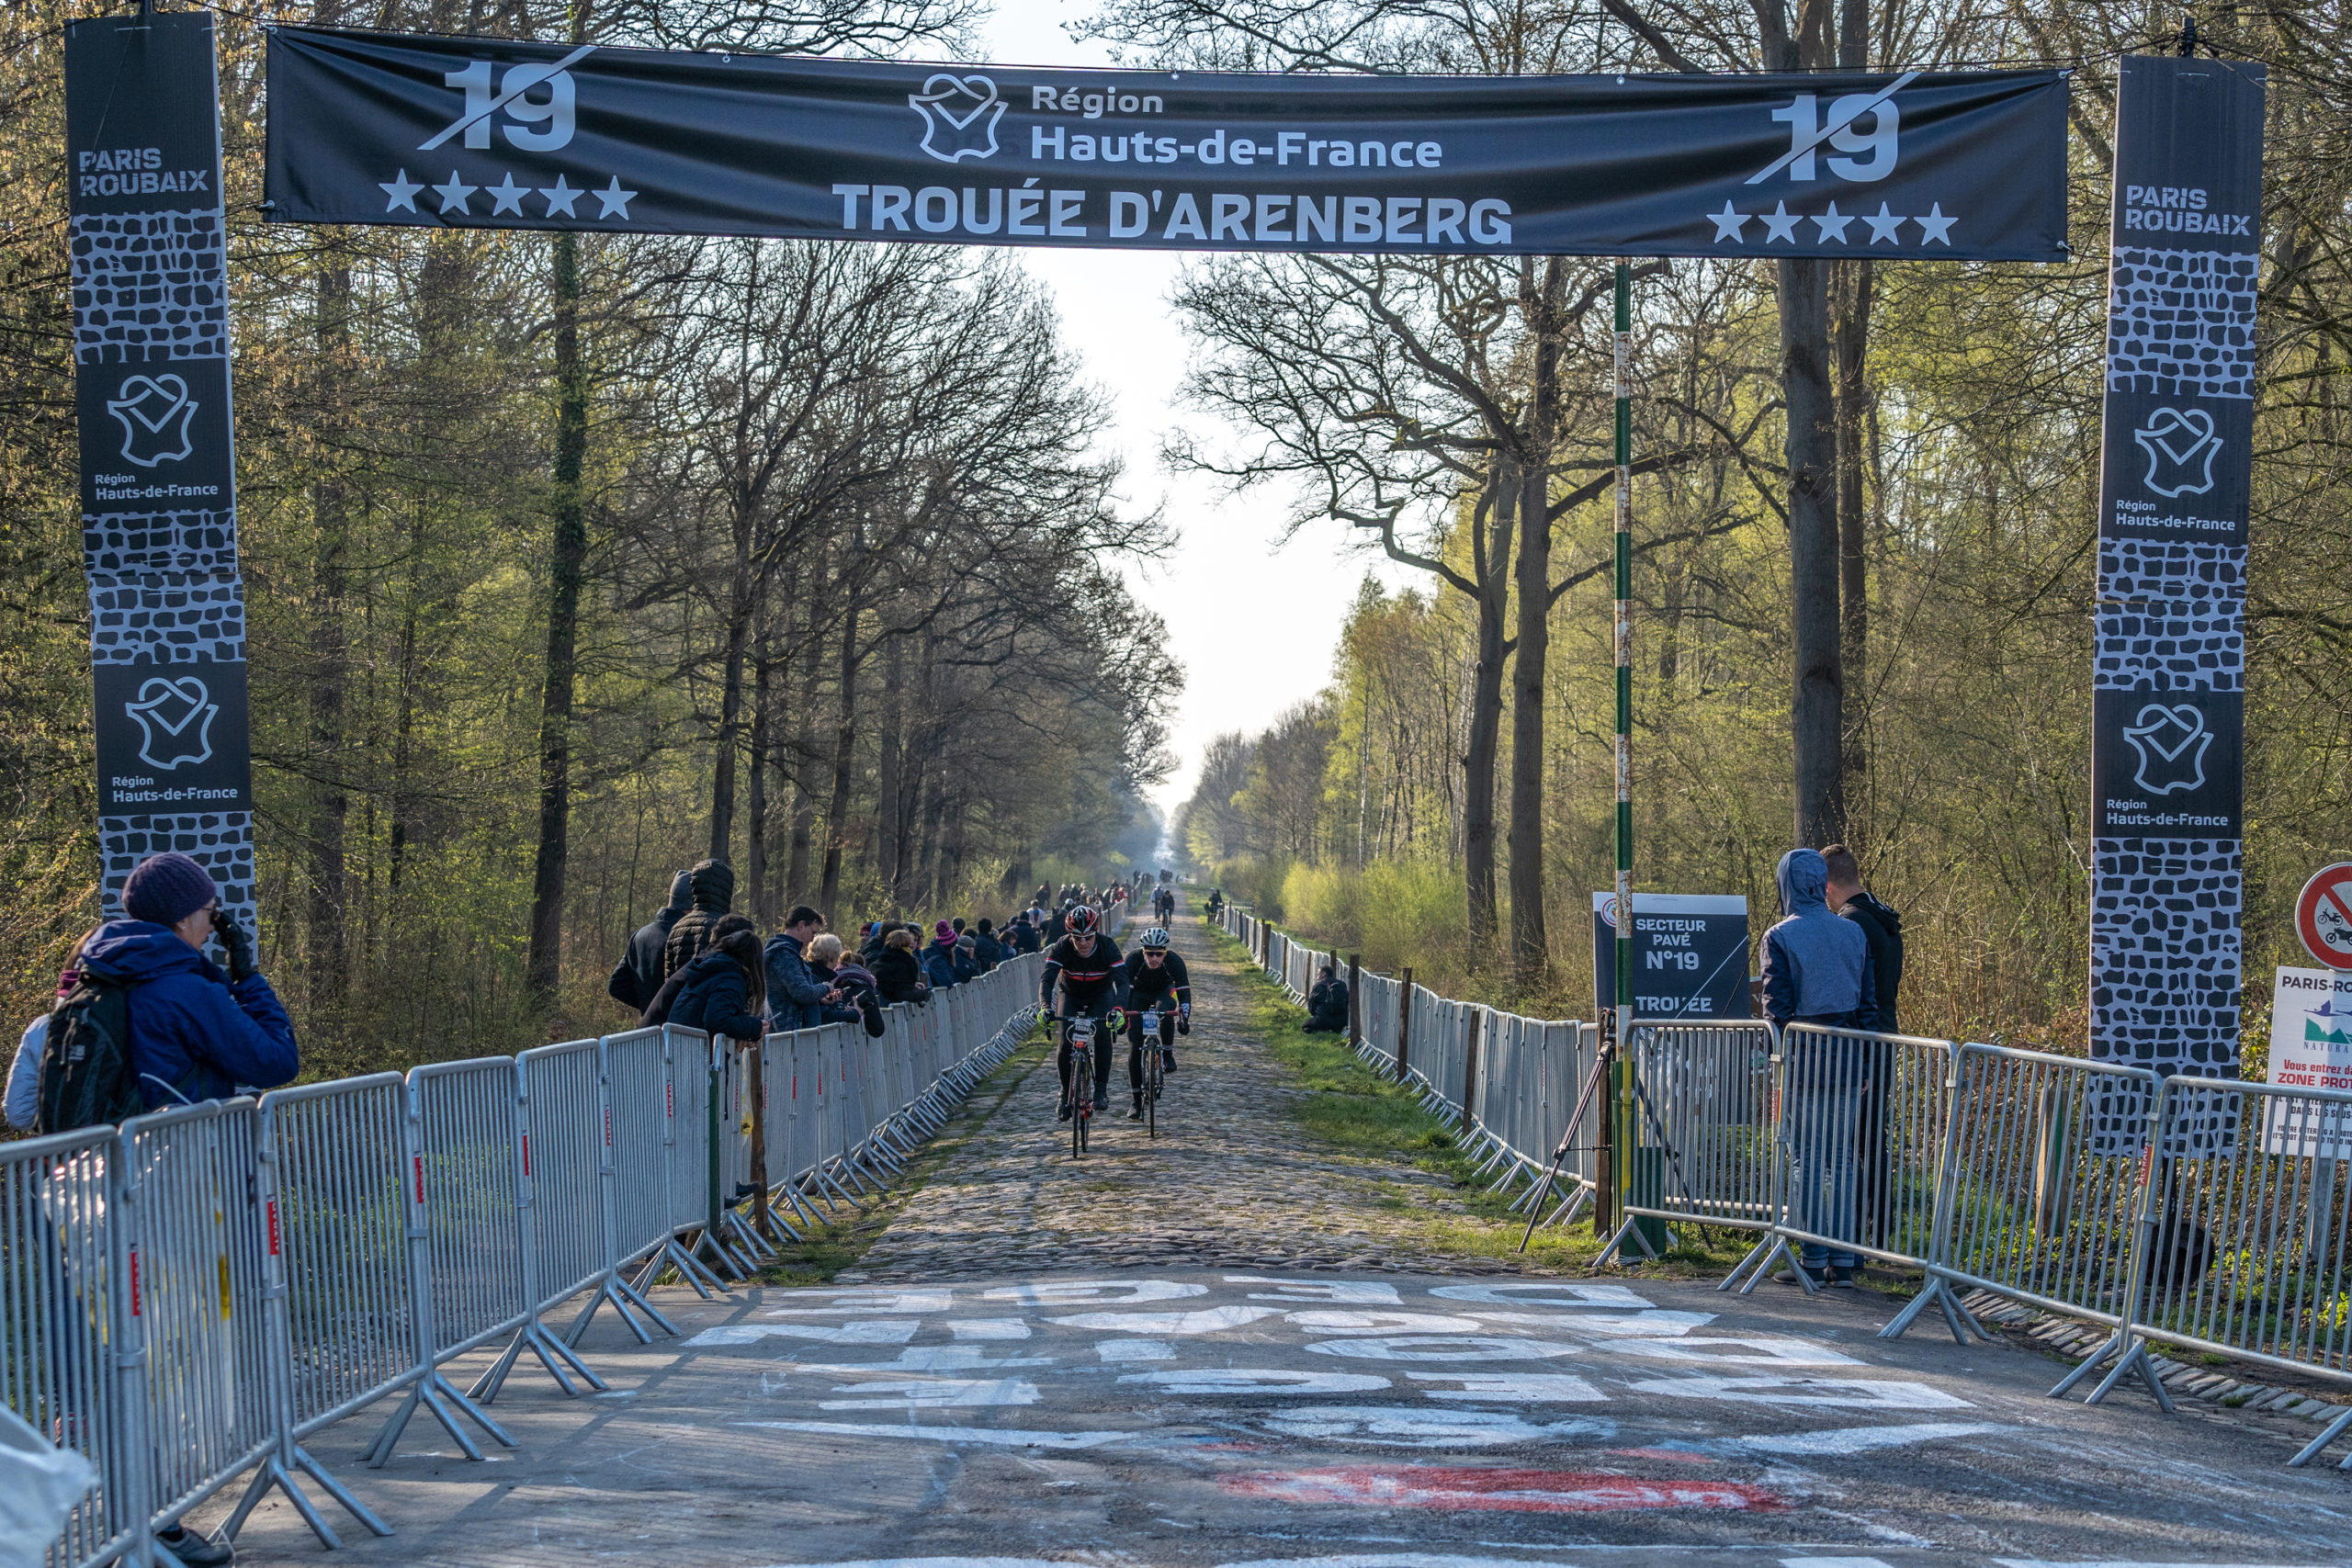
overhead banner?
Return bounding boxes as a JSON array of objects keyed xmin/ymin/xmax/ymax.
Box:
[
  {"xmin": 264, "ymin": 27, "xmax": 2068, "ymax": 260},
  {"xmin": 68, "ymin": 11, "xmax": 256, "ymax": 924},
  {"xmin": 1591, "ymin": 893, "xmax": 1750, "ymax": 1021},
  {"xmin": 2088, "ymin": 55, "xmax": 2264, "ymax": 1078}
]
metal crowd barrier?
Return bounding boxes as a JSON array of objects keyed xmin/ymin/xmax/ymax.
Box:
[
  {"xmin": 1216, "ymin": 898, "xmax": 2352, "ymax": 1465},
  {"xmin": 10, "ymin": 942, "xmax": 1040, "ymax": 1568}
]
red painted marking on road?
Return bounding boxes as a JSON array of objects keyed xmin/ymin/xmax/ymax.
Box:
[{"xmin": 1218, "ymin": 1464, "xmax": 1782, "ymax": 1514}]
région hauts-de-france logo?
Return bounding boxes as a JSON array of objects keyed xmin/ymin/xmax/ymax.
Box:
[
  {"xmin": 107, "ymin": 374, "xmax": 198, "ymax": 468},
  {"xmin": 910, "ymin": 73, "xmax": 1005, "ymax": 163},
  {"xmin": 2122, "ymin": 702, "xmax": 2211, "ymax": 795},
  {"xmin": 125, "ymin": 675, "xmax": 219, "ymax": 771},
  {"xmin": 2132, "ymin": 405, "xmax": 2222, "ymax": 498}
]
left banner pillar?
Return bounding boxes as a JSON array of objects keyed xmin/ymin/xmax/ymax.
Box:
[{"xmin": 67, "ymin": 11, "xmax": 254, "ymax": 922}]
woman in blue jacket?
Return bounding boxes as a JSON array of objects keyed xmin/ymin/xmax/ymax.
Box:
[{"xmin": 667, "ymin": 928, "xmax": 769, "ymax": 1043}]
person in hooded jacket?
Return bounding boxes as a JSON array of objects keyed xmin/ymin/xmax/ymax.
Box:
[
  {"xmin": 763, "ymin": 905, "xmax": 841, "ymax": 1031},
  {"xmin": 1823, "ymin": 842, "xmax": 1905, "ymax": 1247},
  {"xmin": 807, "ymin": 935, "xmax": 888, "ymax": 1037},
  {"xmin": 923, "ymin": 921, "xmax": 964, "ymax": 989},
  {"xmin": 662, "ymin": 860, "xmax": 737, "ymax": 980},
  {"xmin": 667, "ymin": 926, "xmax": 768, "ymax": 1043},
  {"xmin": 1761, "ymin": 847, "xmax": 1879, "ymax": 1289},
  {"xmin": 953, "ymin": 933, "xmax": 982, "ymax": 983},
  {"xmin": 608, "ymin": 870, "xmax": 691, "ymax": 1012},
  {"xmin": 873, "ymin": 928, "xmax": 930, "ymax": 1005},
  {"xmin": 972, "ymin": 919, "xmax": 1005, "ymax": 970},
  {"xmin": 641, "ymin": 915, "xmax": 751, "ymax": 1026},
  {"xmin": 75, "ymin": 852, "xmax": 300, "ymax": 1114}
]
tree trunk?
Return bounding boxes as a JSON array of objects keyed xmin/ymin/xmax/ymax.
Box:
[
  {"xmin": 306, "ymin": 261, "xmax": 350, "ymax": 1023},
  {"xmin": 1461, "ymin": 472, "xmax": 1513, "ymax": 962},
  {"xmin": 1781, "ymin": 254, "xmax": 1843, "ymax": 847},
  {"xmin": 746, "ymin": 604, "xmax": 774, "ymax": 930},
  {"xmin": 818, "ymin": 595, "xmax": 860, "ymax": 918},
  {"xmin": 1508, "ymin": 258, "xmax": 1566, "ymax": 987},
  {"xmin": 786, "ymin": 558, "xmax": 822, "ymax": 905},
  {"xmin": 707, "ymin": 498, "xmax": 755, "ymax": 863},
  {"xmin": 526, "ymin": 231, "xmax": 588, "ymax": 1002},
  {"xmin": 1835, "ymin": 258, "xmax": 1873, "ymax": 838},
  {"xmin": 876, "ymin": 634, "xmax": 906, "ymax": 908}
]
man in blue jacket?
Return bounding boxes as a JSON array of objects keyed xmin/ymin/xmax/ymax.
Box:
[
  {"xmin": 1760, "ymin": 847, "xmax": 1878, "ymax": 1289},
  {"xmin": 77, "ymin": 852, "xmax": 300, "ymax": 1113}
]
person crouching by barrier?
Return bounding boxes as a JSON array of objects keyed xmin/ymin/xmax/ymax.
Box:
[
  {"xmin": 1761, "ymin": 847, "xmax": 1880, "ymax": 1290},
  {"xmin": 1302, "ymin": 964, "xmax": 1350, "ymax": 1033}
]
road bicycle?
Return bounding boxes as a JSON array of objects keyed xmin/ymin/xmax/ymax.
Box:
[
  {"xmin": 1064, "ymin": 1013, "xmax": 1094, "ymax": 1158},
  {"xmin": 1138, "ymin": 1007, "xmax": 1166, "ymax": 1138}
]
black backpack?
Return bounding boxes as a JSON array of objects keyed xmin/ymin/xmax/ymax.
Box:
[{"xmin": 35, "ymin": 976, "xmax": 142, "ymax": 1134}]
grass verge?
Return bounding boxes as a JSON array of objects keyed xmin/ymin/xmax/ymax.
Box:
[{"xmin": 1205, "ymin": 919, "xmax": 1766, "ymax": 1280}]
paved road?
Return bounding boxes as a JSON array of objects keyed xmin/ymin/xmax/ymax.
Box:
[{"xmin": 211, "ymin": 915, "xmax": 2352, "ymax": 1568}]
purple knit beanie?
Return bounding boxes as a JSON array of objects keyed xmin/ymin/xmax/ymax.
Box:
[
  {"xmin": 121, "ymin": 852, "xmax": 218, "ymax": 926},
  {"xmin": 934, "ymin": 919, "xmax": 955, "ymax": 942}
]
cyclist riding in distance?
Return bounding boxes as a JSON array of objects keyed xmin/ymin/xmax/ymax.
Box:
[
  {"xmin": 1040, "ymin": 904, "xmax": 1125, "ymax": 1122},
  {"xmin": 1119, "ymin": 926, "xmax": 1191, "ymax": 1120},
  {"xmin": 1152, "ymin": 882, "xmax": 1175, "ymax": 924}
]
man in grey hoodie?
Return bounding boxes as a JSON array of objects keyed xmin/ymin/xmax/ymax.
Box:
[{"xmin": 1761, "ymin": 848, "xmax": 1879, "ymax": 1287}]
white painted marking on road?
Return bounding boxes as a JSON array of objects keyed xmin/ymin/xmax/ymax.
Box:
[
  {"xmin": 1094, "ymin": 1338, "xmax": 1175, "ymax": 1361},
  {"xmin": 1626, "ymin": 1376, "xmax": 1972, "ymax": 1409},
  {"xmin": 752, "ymin": 1560, "xmax": 1067, "ymax": 1568},
  {"xmin": 1430, "ymin": 1281, "xmax": 1656, "ymax": 1309},
  {"xmin": 1466, "ymin": 1309, "xmax": 1717, "ymax": 1337},
  {"xmin": 1286, "ymin": 1311, "xmax": 1487, "ymax": 1335},
  {"xmin": 1993, "ymin": 1562, "xmax": 2336, "ymax": 1567},
  {"xmin": 1122, "ymin": 1369, "xmax": 1392, "ymax": 1395},
  {"xmin": 1222, "ymin": 1556, "xmax": 1571, "ymax": 1568},
  {"xmin": 1739, "ymin": 1422, "xmax": 2007, "ymax": 1456},
  {"xmin": 1608, "ymin": 1336, "xmax": 1862, "ymax": 1367},
  {"xmin": 790, "ymin": 1346, "xmax": 1053, "ymax": 1372},
  {"xmin": 818, "ymin": 1377, "xmax": 1042, "ymax": 1410},
  {"xmin": 760, "ymin": 1291, "xmax": 953, "ymax": 1315},
  {"xmin": 946, "ymin": 1318, "xmax": 1030, "ymax": 1339},
  {"xmin": 1258, "ymin": 1405, "xmax": 1616, "ymax": 1447},
  {"xmin": 984, "ymin": 1279, "xmax": 1204, "ymax": 1305},
  {"xmin": 736, "ymin": 1420, "xmax": 1136, "ymax": 1449},
  {"xmin": 1309, "ymin": 1336, "xmax": 1579, "ymax": 1363},
  {"xmin": 1782, "ymin": 1557, "xmax": 1897, "ymax": 1567},
  {"xmin": 687, "ymin": 1319, "xmax": 921, "ymax": 1347},
  {"xmin": 1408, "ymin": 1372, "xmax": 1606, "ymax": 1403},
  {"xmin": 1229, "ymin": 1276, "xmax": 1405, "ymax": 1304},
  {"xmin": 1046, "ymin": 1303, "xmax": 1287, "ymax": 1334}
]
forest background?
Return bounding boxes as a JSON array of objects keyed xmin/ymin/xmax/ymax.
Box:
[
  {"xmin": 4, "ymin": 2, "xmax": 2349, "ymax": 1083},
  {"xmin": 1159, "ymin": 3, "xmax": 2352, "ymax": 1055}
]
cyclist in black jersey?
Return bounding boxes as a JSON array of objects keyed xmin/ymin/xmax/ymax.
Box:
[
  {"xmin": 1118, "ymin": 928, "xmax": 1190, "ymax": 1119},
  {"xmin": 1040, "ymin": 906, "xmax": 1125, "ymax": 1120},
  {"xmin": 1152, "ymin": 885, "xmax": 1175, "ymax": 924}
]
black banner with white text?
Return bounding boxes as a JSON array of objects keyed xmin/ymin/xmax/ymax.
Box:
[{"xmin": 264, "ymin": 27, "xmax": 2068, "ymax": 260}]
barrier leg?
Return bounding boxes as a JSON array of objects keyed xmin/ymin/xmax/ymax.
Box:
[
  {"xmin": 1592, "ymin": 1214, "xmax": 1666, "ymax": 1268},
  {"xmin": 1877, "ymin": 1272, "xmax": 1984, "ymax": 1346},
  {"xmin": 2051, "ymin": 1327, "xmax": 2173, "ymax": 1411},
  {"xmin": 1733, "ymin": 1233, "xmax": 1816, "ymax": 1297},
  {"xmin": 366, "ymin": 1370, "xmax": 517, "ymax": 1467},
  {"xmin": 2290, "ymin": 1404, "xmax": 2352, "ymax": 1468}
]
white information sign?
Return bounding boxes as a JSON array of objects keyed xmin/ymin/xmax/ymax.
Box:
[{"xmin": 2262, "ymin": 965, "xmax": 2352, "ymax": 1157}]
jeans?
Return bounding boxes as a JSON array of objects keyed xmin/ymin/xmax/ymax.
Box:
[{"xmin": 1782, "ymin": 1029, "xmax": 1865, "ymax": 1269}]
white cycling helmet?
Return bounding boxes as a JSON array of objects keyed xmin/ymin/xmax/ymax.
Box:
[{"xmin": 1138, "ymin": 926, "xmax": 1172, "ymax": 950}]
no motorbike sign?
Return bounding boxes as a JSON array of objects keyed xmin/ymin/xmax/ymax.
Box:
[{"xmin": 2296, "ymin": 863, "xmax": 2352, "ymax": 970}]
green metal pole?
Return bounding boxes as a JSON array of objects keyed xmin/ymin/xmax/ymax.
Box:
[{"xmin": 1611, "ymin": 261, "xmax": 1635, "ymax": 1229}]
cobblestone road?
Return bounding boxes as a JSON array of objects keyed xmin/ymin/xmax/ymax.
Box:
[{"xmin": 854, "ymin": 909, "xmax": 1523, "ymax": 1282}]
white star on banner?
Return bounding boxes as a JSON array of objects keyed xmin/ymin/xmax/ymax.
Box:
[
  {"xmin": 1914, "ymin": 203, "xmax": 1956, "ymax": 245},
  {"xmin": 1864, "ymin": 203, "xmax": 1908, "ymax": 243},
  {"xmin": 538, "ymin": 175, "xmax": 582, "ymax": 219},
  {"xmin": 1707, "ymin": 201, "xmax": 1749, "ymax": 243},
  {"xmin": 486, "ymin": 173, "xmax": 529, "ymax": 216},
  {"xmin": 594, "ymin": 175, "xmax": 638, "ymax": 220},
  {"xmin": 432, "ymin": 171, "xmax": 477, "ymax": 215},
  {"xmin": 1759, "ymin": 201, "xmax": 1801, "ymax": 243},
  {"xmin": 379, "ymin": 169, "xmax": 423, "ymax": 213},
  {"xmin": 1812, "ymin": 202, "xmax": 1853, "ymax": 243}
]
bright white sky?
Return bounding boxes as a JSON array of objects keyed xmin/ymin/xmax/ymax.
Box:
[{"xmin": 974, "ymin": 1, "xmax": 1411, "ymax": 824}]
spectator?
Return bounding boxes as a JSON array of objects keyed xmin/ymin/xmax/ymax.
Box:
[
  {"xmin": 763, "ymin": 905, "xmax": 836, "ymax": 1030},
  {"xmin": 1762, "ymin": 847, "xmax": 1879, "ymax": 1290},
  {"xmin": 69, "ymin": 854, "xmax": 299, "ymax": 1117},
  {"xmin": 951, "ymin": 917, "xmax": 967, "ymax": 936},
  {"xmin": 1302, "ymin": 963, "xmax": 1351, "ymax": 1033},
  {"xmin": 874, "ymin": 928, "xmax": 929, "ymax": 1005},
  {"xmin": 6, "ymin": 931, "xmax": 101, "ymax": 1133},
  {"xmin": 641, "ymin": 914, "xmax": 752, "ymax": 1026},
  {"xmin": 607, "ymin": 869, "xmax": 690, "ymax": 1012},
  {"xmin": 808, "ymin": 934, "xmax": 887, "ymax": 1037},
  {"xmin": 1042, "ymin": 906, "xmax": 1067, "ymax": 943},
  {"xmin": 661, "ymin": 860, "xmax": 736, "ymax": 980},
  {"xmin": 954, "ymin": 933, "xmax": 982, "ymax": 983},
  {"xmin": 923, "ymin": 920, "xmax": 963, "ymax": 989},
  {"xmin": 859, "ymin": 921, "xmax": 888, "ymax": 964},
  {"xmin": 972, "ymin": 919, "xmax": 1005, "ymax": 970},
  {"xmin": 667, "ymin": 925, "xmax": 768, "ymax": 1044},
  {"xmin": 1822, "ymin": 843, "xmax": 1904, "ymax": 1033},
  {"xmin": 1010, "ymin": 914, "xmax": 1042, "ymax": 954},
  {"xmin": 1824, "ymin": 841, "xmax": 1905, "ymax": 1250}
]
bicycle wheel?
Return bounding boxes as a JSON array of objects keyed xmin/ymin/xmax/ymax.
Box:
[{"xmin": 1147, "ymin": 1049, "xmax": 1160, "ymax": 1138}]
